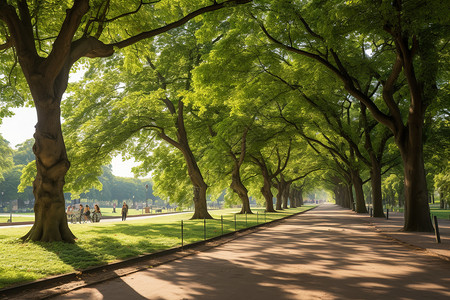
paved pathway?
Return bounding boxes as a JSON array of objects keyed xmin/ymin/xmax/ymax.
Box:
[{"xmin": 48, "ymin": 204, "xmax": 450, "ymax": 300}]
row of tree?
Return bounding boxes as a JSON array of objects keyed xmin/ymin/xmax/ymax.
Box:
[{"xmin": 0, "ymin": 1, "xmax": 448, "ymax": 242}]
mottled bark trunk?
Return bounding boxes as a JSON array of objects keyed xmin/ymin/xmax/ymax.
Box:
[{"xmin": 21, "ymin": 85, "xmax": 75, "ymax": 243}]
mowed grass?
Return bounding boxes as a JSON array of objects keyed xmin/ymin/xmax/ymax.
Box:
[
  {"xmin": 0, "ymin": 206, "xmax": 314, "ymax": 289},
  {"xmin": 430, "ymin": 208, "xmax": 450, "ymax": 220}
]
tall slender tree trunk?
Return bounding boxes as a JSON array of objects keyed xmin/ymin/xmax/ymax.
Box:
[
  {"xmin": 297, "ymin": 188, "xmax": 304, "ymax": 206},
  {"xmin": 275, "ymin": 185, "xmax": 283, "ymax": 211},
  {"xmin": 350, "ymin": 169, "xmax": 368, "ymax": 213},
  {"xmin": 279, "ymin": 177, "xmax": 289, "ymax": 209},
  {"xmin": 163, "ymin": 101, "xmax": 212, "ymax": 219},
  {"xmin": 347, "ymin": 184, "xmax": 354, "ymax": 210},
  {"xmin": 282, "ymin": 184, "xmax": 289, "ymax": 209},
  {"xmin": 287, "ymin": 183, "xmax": 295, "ymax": 208},
  {"xmin": 370, "ymin": 156, "xmax": 385, "ymax": 218}
]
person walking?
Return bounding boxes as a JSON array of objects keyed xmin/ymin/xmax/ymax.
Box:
[{"xmin": 121, "ymin": 202, "xmax": 128, "ymax": 221}]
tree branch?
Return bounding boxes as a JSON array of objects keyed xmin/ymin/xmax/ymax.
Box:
[
  {"xmin": 111, "ymin": 0, "xmax": 251, "ymax": 50},
  {"xmin": 45, "ymin": 0, "xmax": 90, "ymax": 79}
]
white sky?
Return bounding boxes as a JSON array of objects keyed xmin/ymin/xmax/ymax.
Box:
[{"xmin": 0, "ymin": 106, "xmax": 138, "ymax": 178}]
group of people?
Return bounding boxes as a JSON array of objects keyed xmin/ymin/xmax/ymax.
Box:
[
  {"xmin": 66, "ymin": 204, "xmax": 102, "ymax": 223},
  {"xmin": 66, "ymin": 202, "xmax": 130, "ymax": 223}
]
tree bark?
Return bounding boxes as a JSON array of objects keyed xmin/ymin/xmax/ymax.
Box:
[
  {"xmin": 297, "ymin": 188, "xmax": 304, "ymax": 206},
  {"xmin": 287, "ymin": 183, "xmax": 295, "ymax": 208},
  {"xmin": 230, "ymin": 167, "xmax": 252, "ymax": 214},
  {"xmin": 350, "ymin": 169, "xmax": 368, "ymax": 213},
  {"xmin": 347, "ymin": 184, "xmax": 355, "ymax": 211},
  {"xmin": 369, "ymin": 156, "xmax": 385, "ymax": 218},
  {"xmin": 261, "ymin": 175, "xmax": 276, "ymax": 212},
  {"xmin": 282, "ymin": 181, "xmax": 289, "ymax": 209},
  {"xmin": 177, "ymin": 111, "xmax": 212, "ymax": 219},
  {"xmin": 21, "ymin": 74, "xmax": 75, "ymax": 243},
  {"xmin": 398, "ymin": 134, "xmax": 433, "ymax": 231},
  {"xmin": 190, "ymin": 181, "xmax": 211, "ymax": 219},
  {"xmin": 275, "ymin": 184, "xmax": 283, "ymax": 211}
]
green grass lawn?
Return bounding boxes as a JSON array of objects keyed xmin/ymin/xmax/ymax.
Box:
[
  {"xmin": 430, "ymin": 208, "xmax": 450, "ymax": 220},
  {"xmin": 0, "ymin": 206, "xmax": 314, "ymax": 289}
]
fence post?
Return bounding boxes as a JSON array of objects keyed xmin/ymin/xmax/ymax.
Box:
[
  {"xmin": 221, "ymin": 215, "xmax": 223, "ymax": 236},
  {"xmin": 245, "ymin": 212, "xmax": 247, "ymax": 227},
  {"xmin": 181, "ymin": 220, "xmax": 184, "ymax": 249},
  {"xmin": 204, "ymin": 218, "xmax": 206, "ymax": 240},
  {"xmin": 386, "ymin": 209, "xmax": 389, "ymax": 220},
  {"xmin": 265, "ymin": 211, "xmax": 266, "ymax": 223},
  {"xmin": 234, "ymin": 214, "xmax": 237, "ymax": 231},
  {"xmin": 434, "ymin": 215, "xmax": 441, "ymax": 243}
]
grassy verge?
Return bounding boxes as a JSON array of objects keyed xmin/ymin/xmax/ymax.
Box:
[
  {"xmin": 430, "ymin": 208, "xmax": 450, "ymax": 220},
  {"xmin": 0, "ymin": 206, "xmax": 313, "ymax": 289}
]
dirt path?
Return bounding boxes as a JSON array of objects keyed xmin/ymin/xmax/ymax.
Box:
[{"xmin": 49, "ymin": 204, "xmax": 450, "ymax": 300}]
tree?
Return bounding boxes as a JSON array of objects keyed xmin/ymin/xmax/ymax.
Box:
[
  {"xmin": 251, "ymin": 0, "xmax": 449, "ymax": 231},
  {"xmin": 0, "ymin": 0, "xmax": 251, "ymax": 242},
  {"xmin": 0, "ymin": 136, "xmax": 13, "ymax": 181}
]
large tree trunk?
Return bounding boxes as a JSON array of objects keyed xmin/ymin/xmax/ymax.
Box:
[
  {"xmin": 182, "ymin": 149, "xmax": 212, "ymax": 220},
  {"xmin": 164, "ymin": 101, "xmax": 212, "ymax": 220},
  {"xmin": 287, "ymin": 183, "xmax": 295, "ymax": 208},
  {"xmin": 281, "ymin": 178, "xmax": 289, "ymax": 209},
  {"xmin": 350, "ymin": 169, "xmax": 368, "ymax": 213},
  {"xmin": 370, "ymin": 156, "xmax": 385, "ymax": 218},
  {"xmin": 297, "ymin": 188, "xmax": 304, "ymax": 206},
  {"xmin": 191, "ymin": 181, "xmax": 211, "ymax": 219},
  {"xmin": 21, "ymin": 81, "xmax": 75, "ymax": 243},
  {"xmin": 230, "ymin": 167, "xmax": 252, "ymax": 214},
  {"xmin": 261, "ymin": 176, "xmax": 276, "ymax": 212},
  {"xmin": 275, "ymin": 185, "xmax": 283, "ymax": 210},
  {"xmin": 347, "ymin": 184, "xmax": 355, "ymax": 210},
  {"xmin": 398, "ymin": 132, "xmax": 433, "ymax": 231}
]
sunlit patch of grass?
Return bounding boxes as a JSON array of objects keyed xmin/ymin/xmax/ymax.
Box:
[
  {"xmin": 0, "ymin": 206, "xmax": 314, "ymax": 289},
  {"xmin": 430, "ymin": 208, "xmax": 450, "ymax": 220},
  {"xmin": 0, "ymin": 216, "xmax": 35, "ymax": 223}
]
